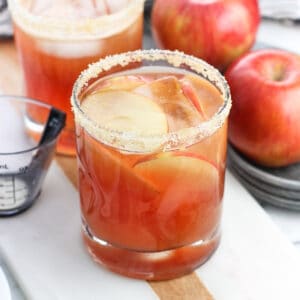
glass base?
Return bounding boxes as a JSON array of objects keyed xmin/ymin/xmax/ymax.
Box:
[{"xmin": 82, "ymin": 222, "xmax": 220, "ymax": 281}]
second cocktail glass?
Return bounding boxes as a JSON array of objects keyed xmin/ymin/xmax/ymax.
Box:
[
  {"xmin": 8, "ymin": 0, "xmax": 145, "ymax": 155},
  {"xmin": 72, "ymin": 49, "xmax": 231, "ymax": 280}
]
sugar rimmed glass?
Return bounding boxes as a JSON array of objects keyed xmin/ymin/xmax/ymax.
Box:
[{"xmin": 71, "ymin": 49, "xmax": 231, "ymax": 280}]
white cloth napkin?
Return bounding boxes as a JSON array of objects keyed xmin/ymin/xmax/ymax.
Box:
[{"xmin": 259, "ymin": 0, "xmax": 300, "ymax": 19}]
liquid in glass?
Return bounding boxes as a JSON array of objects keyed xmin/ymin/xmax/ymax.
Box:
[
  {"xmin": 9, "ymin": 0, "xmax": 144, "ymax": 155},
  {"xmin": 72, "ymin": 50, "xmax": 231, "ymax": 280}
]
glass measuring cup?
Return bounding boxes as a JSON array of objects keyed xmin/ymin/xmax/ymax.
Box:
[{"xmin": 0, "ymin": 95, "xmax": 65, "ymax": 216}]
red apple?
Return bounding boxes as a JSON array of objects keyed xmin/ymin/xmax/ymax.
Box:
[
  {"xmin": 151, "ymin": 0, "xmax": 260, "ymax": 71},
  {"xmin": 225, "ymin": 49, "xmax": 300, "ymax": 167}
]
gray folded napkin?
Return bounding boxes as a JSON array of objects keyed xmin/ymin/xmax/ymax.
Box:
[
  {"xmin": 260, "ymin": 0, "xmax": 300, "ymax": 20},
  {"xmin": 0, "ymin": 0, "xmax": 12, "ymax": 37}
]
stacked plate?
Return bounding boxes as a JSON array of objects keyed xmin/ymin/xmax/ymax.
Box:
[
  {"xmin": 227, "ymin": 145, "xmax": 300, "ymax": 210},
  {"xmin": 259, "ymin": 0, "xmax": 300, "ymax": 20}
]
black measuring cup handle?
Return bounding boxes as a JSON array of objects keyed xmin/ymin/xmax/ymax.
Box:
[{"xmin": 38, "ymin": 108, "xmax": 66, "ymax": 146}]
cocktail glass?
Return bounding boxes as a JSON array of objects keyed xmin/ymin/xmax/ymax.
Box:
[
  {"xmin": 8, "ymin": 0, "xmax": 145, "ymax": 155},
  {"xmin": 71, "ymin": 49, "xmax": 231, "ymax": 280}
]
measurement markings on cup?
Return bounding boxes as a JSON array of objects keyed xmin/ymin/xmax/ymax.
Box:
[{"xmin": 0, "ymin": 175, "xmax": 29, "ymax": 209}]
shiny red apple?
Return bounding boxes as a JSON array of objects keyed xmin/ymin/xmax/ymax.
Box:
[
  {"xmin": 226, "ymin": 49, "xmax": 300, "ymax": 167},
  {"xmin": 151, "ymin": 0, "xmax": 260, "ymax": 71}
]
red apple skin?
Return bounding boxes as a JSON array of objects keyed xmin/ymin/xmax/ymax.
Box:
[
  {"xmin": 151, "ymin": 0, "xmax": 260, "ymax": 71},
  {"xmin": 225, "ymin": 49, "xmax": 300, "ymax": 167}
]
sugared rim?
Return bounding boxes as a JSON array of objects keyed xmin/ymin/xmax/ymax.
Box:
[
  {"xmin": 8, "ymin": 0, "xmax": 145, "ymax": 40},
  {"xmin": 71, "ymin": 49, "xmax": 232, "ymax": 153}
]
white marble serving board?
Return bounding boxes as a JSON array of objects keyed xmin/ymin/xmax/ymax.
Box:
[
  {"xmin": 0, "ymin": 162, "xmax": 300, "ymax": 299},
  {"xmin": 198, "ymin": 173, "xmax": 300, "ymax": 300},
  {"xmin": 0, "ymin": 264, "xmax": 11, "ymax": 300},
  {"xmin": 263, "ymin": 205, "xmax": 300, "ymax": 248},
  {"xmin": 0, "ymin": 162, "xmax": 157, "ymax": 300}
]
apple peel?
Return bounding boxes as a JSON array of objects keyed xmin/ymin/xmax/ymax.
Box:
[
  {"xmin": 81, "ymin": 90, "xmax": 168, "ymax": 136},
  {"xmin": 133, "ymin": 151, "xmax": 219, "ymax": 192},
  {"xmin": 180, "ymin": 80, "xmax": 207, "ymax": 119}
]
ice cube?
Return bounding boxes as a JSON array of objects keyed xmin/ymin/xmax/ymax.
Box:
[
  {"xmin": 133, "ymin": 76, "xmax": 205, "ymax": 132},
  {"xmin": 26, "ymin": 0, "xmax": 111, "ymax": 18},
  {"xmin": 26, "ymin": 0, "xmax": 129, "ymax": 18},
  {"xmin": 180, "ymin": 75, "xmax": 224, "ymax": 118},
  {"xmin": 37, "ymin": 39, "xmax": 103, "ymax": 58}
]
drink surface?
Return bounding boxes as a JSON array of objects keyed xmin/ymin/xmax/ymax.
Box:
[
  {"xmin": 19, "ymin": 0, "xmax": 130, "ymax": 19},
  {"xmin": 81, "ymin": 67, "xmax": 224, "ymax": 138},
  {"xmin": 77, "ymin": 67, "xmax": 228, "ymax": 280},
  {"xmin": 12, "ymin": 0, "xmax": 143, "ymax": 155}
]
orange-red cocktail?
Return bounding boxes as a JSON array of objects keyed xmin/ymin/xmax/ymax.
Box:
[
  {"xmin": 9, "ymin": 0, "xmax": 144, "ymax": 155},
  {"xmin": 72, "ymin": 50, "xmax": 231, "ymax": 280}
]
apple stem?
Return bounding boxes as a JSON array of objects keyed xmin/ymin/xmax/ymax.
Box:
[{"xmin": 264, "ymin": 62, "xmax": 286, "ymax": 82}]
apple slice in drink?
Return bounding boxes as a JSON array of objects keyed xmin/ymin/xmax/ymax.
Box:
[
  {"xmin": 134, "ymin": 151, "xmax": 220, "ymax": 249},
  {"xmin": 80, "ymin": 89, "xmax": 171, "ymax": 250},
  {"xmin": 79, "ymin": 134, "xmax": 164, "ymax": 251},
  {"xmin": 81, "ymin": 90, "xmax": 168, "ymax": 136},
  {"xmin": 180, "ymin": 80, "xmax": 207, "ymax": 117},
  {"xmin": 133, "ymin": 76, "xmax": 206, "ymax": 131},
  {"xmin": 180, "ymin": 75, "xmax": 224, "ymax": 118},
  {"xmin": 90, "ymin": 75, "xmax": 147, "ymax": 94}
]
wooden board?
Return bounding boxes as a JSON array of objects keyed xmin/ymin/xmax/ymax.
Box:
[{"xmin": 0, "ymin": 38, "xmax": 214, "ymax": 300}]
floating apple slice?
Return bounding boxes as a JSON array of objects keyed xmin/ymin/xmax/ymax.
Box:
[
  {"xmin": 81, "ymin": 90, "xmax": 168, "ymax": 136},
  {"xmin": 134, "ymin": 151, "xmax": 218, "ymax": 191},
  {"xmin": 90, "ymin": 75, "xmax": 147, "ymax": 94},
  {"xmin": 133, "ymin": 76, "xmax": 205, "ymax": 131},
  {"xmin": 180, "ymin": 75, "xmax": 224, "ymax": 118},
  {"xmin": 79, "ymin": 131, "xmax": 165, "ymax": 251},
  {"xmin": 133, "ymin": 151, "xmax": 220, "ymax": 248}
]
